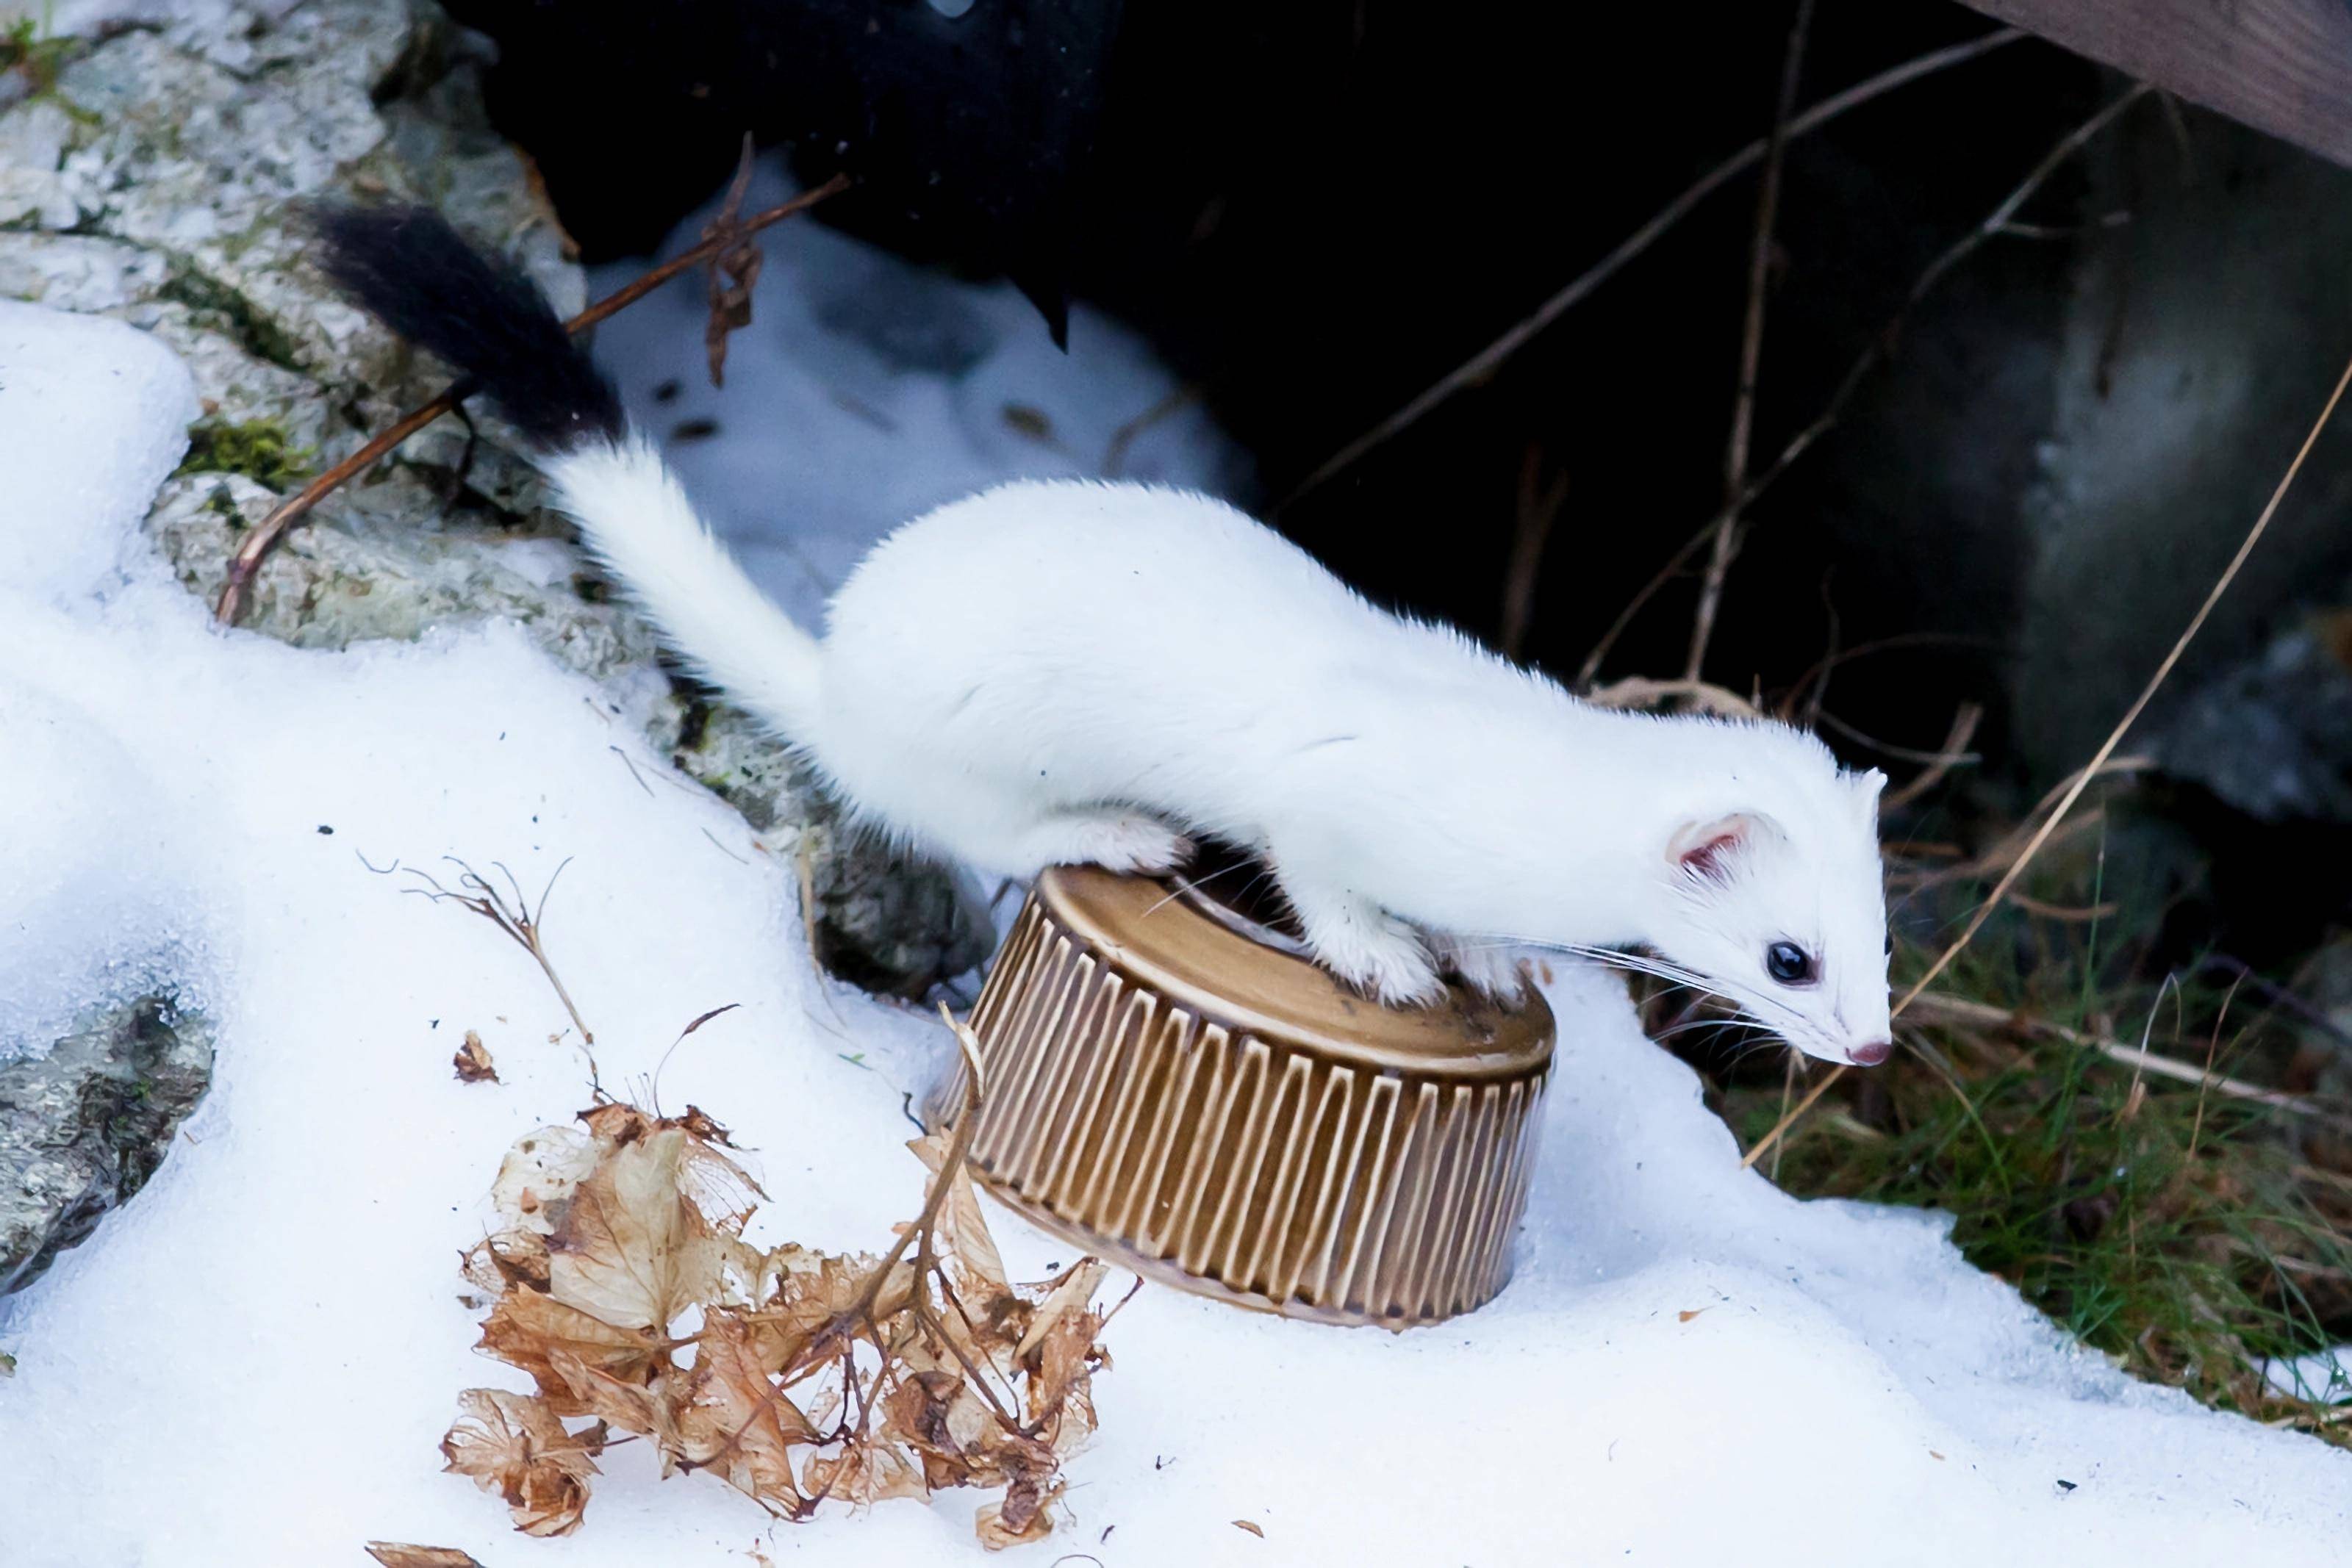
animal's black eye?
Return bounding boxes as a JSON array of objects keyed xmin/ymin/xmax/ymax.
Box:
[{"xmin": 1766, "ymin": 941, "xmax": 1815, "ymax": 985}]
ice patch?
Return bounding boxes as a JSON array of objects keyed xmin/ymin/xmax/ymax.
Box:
[{"xmin": 0, "ymin": 672, "xmax": 204, "ymax": 1060}]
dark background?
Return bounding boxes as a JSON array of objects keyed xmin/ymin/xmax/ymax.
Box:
[
  {"xmin": 442, "ymin": 0, "xmax": 2105, "ymax": 766},
  {"xmin": 442, "ymin": 0, "xmax": 2352, "ymax": 982}
]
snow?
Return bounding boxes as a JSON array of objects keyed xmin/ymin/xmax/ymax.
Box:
[
  {"xmin": 584, "ymin": 159, "xmax": 1249, "ymax": 633},
  {"xmin": 0, "ymin": 301, "xmax": 196, "ymax": 605},
  {"xmin": 2266, "ymin": 1345, "xmax": 2352, "ymax": 1404},
  {"xmin": 3, "ymin": 273, "xmax": 2351, "ymax": 1567}
]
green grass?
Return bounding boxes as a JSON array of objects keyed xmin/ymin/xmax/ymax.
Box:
[{"xmin": 1710, "ymin": 859, "xmax": 2352, "ymax": 1447}]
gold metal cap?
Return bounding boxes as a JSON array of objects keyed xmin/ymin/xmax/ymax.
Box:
[{"xmin": 933, "ymin": 866, "xmax": 1555, "ymax": 1328}]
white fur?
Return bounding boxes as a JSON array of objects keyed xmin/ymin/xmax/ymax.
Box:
[{"xmin": 542, "ymin": 440, "xmax": 1893, "ymax": 1063}]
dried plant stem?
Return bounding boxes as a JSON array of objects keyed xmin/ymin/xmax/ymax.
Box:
[
  {"xmin": 1276, "ymin": 26, "xmax": 2026, "ymax": 514},
  {"xmin": 404, "ymin": 857, "xmax": 600, "ymax": 1085},
  {"xmin": 1881, "ymin": 701, "xmax": 1984, "ymax": 810},
  {"xmin": 1903, "ymin": 991, "xmax": 2351, "ymax": 1132},
  {"xmin": 1582, "ymin": 85, "xmax": 2148, "ymax": 689},
  {"xmin": 214, "ymin": 174, "xmax": 853, "ymax": 625},
  {"xmin": 784, "ymin": 1009, "xmax": 986, "ymax": 1381},
  {"xmin": 1739, "ymin": 1068, "xmax": 1846, "ymax": 1170},
  {"xmin": 1499, "ymin": 443, "xmax": 1569, "ymax": 659},
  {"xmin": 1744, "ymin": 337, "xmax": 2352, "ymax": 1170},
  {"xmin": 1683, "ymin": 0, "xmax": 1813, "ymax": 684}
]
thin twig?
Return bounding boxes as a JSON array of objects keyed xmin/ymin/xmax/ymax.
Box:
[
  {"xmin": 1580, "ymin": 87, "xmax": 2149, "ymax": 688},
  {"xmin": 1684, "ymin": 0, "xmax": 1814, "ymax": 683},
  {"xmin": 214, "ymin": 174, "xmax": 853, "ymax": 625},
  {"xmin": 1499, "ymin": 443, "xmax": 1570, "ymax": 660},
  {"xmin": 404, "ymin": 856, "xmax": 601, "ymax": 1088},
  {"xmin": 1101, "ymin": 382, "xmax": 1202, "ymax": 478},
  {"xmin": 1275, "ymin": 26, "xmax": 2026, "ymax": 513},
  {"xmin": 1778, "ymin": 631, "xmax": 2005, "ymax": 716},
  {"xmin": 2186, "ymin": 975, "xmax": 2246, "ymax": 1163},
  {"xmin": 1901, "ymin": 991, "xmax": 2351, "ymax": 1131},
  {"xmin": 1584, "ymin": 675, "xmax": 1760, "ymax": 718},
  {"xmin": 1882, "ymin": 702, "xmax": 1984, "ymax": 810},
  {"xmin": 1746, "ymin": 337, "xmax": 2352, "ymax": 1170},
  {"xmin": 1739, "ymin": 1067, "xmax": 1845, "ymax": 1170},
  {"xmin": 1813, "ymin": 703, "xmax": 1982, "ymax": 768},
  {"xmin": 781, "ymin": 1007, "xmax": 986, "ymax": 1381}
]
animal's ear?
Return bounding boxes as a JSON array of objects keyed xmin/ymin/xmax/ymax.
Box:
[{"xmin": 1668, "ymin": 813, "xmax": 1774, "ymax": 885}]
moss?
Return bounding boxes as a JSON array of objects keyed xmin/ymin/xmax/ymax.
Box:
[
  {"xmin": 1, "ymin": 17, "xmax": 78, "ymax": 99},
  {"xmin": 175, "ymin": 417, "xmax": 314, "ymax": 492},
  {"xmin": 201, "ymin": 483, "xmax": 248, "ymax": 526},
  {"xmin": 156, "ymin": 269, "xmax": 306, "ymax": 373}
]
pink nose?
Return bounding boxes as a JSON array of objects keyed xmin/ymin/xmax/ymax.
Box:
[{"xmin": 1848, "ymin": 1040, "xmax": 1892, "ymax": 1067}]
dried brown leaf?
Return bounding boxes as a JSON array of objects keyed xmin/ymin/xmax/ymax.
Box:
[
  {"xmin": 546, "ymin": 1348, "xmax": 681, "ymax": 1456},
  {"xmin": 701, "ymin": 139, "xmax": 764, "ymax": 388},
  {"xmin": 1233, "ymin": 1519, "xmax": 1266, "ymax": 1538},
  {"xmin": 476, "ymin": 1288, "xmax": 664, "ymax": 1417},
  {"xmin": 883, "ymin": 1368, "xmax": 1059, "ymax": 1498},
  {"xmin": 803, "ymin": 1441, "xmax": 928, "ymax": 1506},
  {"xmin": 975, "ymin": 1479, "xmax": 1062, "ymax": 1550},
  {"xmin": 365, "ymin": 1546, "xmax": 485, "ymax": 1568},
  {"xmin": 1024, "ymin": 1308, "xmax": 1103, "ymax": 1440},
  {"xmin": 881, "ymin": 1368, "xmax": 994, "ymax": 1486},
  {"xmin": 575, "ymin": 1101, "xmax": 656, "ymax": 1146},
  {"xmin": 674, "ymin": 1311, "xmax": 819, "ymax": 1513},
  {"xmin": 453, "ymin": 1030, "xmax": 498, "ymax": 1084},
  {"xmin": 488, "ymin": 1126, "xmax": 600, "ymax": 1238},
  {"xmin": 744, "ymin": 1242, "xmax": 916, "ymax": 1382},
  {"xmin": 908, "ymin": 1132, "xmax": 1007, "ymax": 1295},
  {"xmin": 547, "ymin": 1129, "xmax": 742, "ymax": 1331},
  {"xmin": 1014, "ymin": 1262, "xmax": 1108, "ymax": 1361},
  {"xmin": 447, "ymin": 1092, "xmax": 1117, "ymax": 1548},
  {"xmin": 440, "ymin": 1388, "xmax": 600, "ymax": 1538},
  {"xmin": 462, "ymin": 1229, "xmax": 550, "ymax": 1296}
]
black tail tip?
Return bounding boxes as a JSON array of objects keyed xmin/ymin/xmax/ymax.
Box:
[{"xmin": 311, "ymin": 202, "xmax": 625, "ymax": 450}]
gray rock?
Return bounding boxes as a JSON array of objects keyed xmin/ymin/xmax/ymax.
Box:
[
  {"xmin": 1, "ymin": 999, "xmax": 213, "ymax": 1296},
  {"xmin": 0, "ymin": 0, "xmax": 986, "ymax": 999},
  {"xmin": 2156, "ymin": 616, "xmax": 2352, "ymax": 824},
  {"xmin": 2012, "ymin": 112, "xmax": 2352, "ymax": 777}
]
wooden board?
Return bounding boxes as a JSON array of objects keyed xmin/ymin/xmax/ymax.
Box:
[{"xmin": 1958, "ymin": 0, "xmax": 2352, "ymax": 167}]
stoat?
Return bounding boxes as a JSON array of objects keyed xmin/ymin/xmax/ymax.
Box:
[{"xmin": 318, "ymin": 207, "xmax": 1895, "ymax": 1066}]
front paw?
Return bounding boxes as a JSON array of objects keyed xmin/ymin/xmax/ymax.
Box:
[
  {"xmin": 1430, "ymin": 933, "xmax": 1529, "ymax": 1005},
  {"xmin": 1315, "ymin": 922, "xmax": 1446, "ymax": 1009}
]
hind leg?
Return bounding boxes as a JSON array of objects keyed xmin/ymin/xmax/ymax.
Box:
[{"xmin": 1008, "ymin": 808, "xmax": 1194, "ymax": 877}]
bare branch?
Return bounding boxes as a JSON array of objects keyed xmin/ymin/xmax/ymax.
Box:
[
  {"xmin": 215, "ymin": 175, "xmax": 852, "ymax": 625},
  {"xmin": 1274, "ymin": 27, "xmax": 2027, "ymax": 513},
  {"xmin": 1683, "ymin": 0, "xmax": 1814, "ymax": 683},
  {"xmin": 1580, "ymin": 86, "xmax": 2151, "ymax": 688}
]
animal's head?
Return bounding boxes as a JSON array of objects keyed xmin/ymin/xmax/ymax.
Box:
[{"xmin": 1644, "ymin": 763, "xmax": 1892, "ymax": 1066}]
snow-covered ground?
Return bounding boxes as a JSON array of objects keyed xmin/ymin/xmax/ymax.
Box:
[{"xmin": 4, "ymin": 266, "xmax": 2352, "ymax": 1568}]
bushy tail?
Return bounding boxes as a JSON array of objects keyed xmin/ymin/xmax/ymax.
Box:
[
  {"xmin": 313, "ymin": 206, "xmax": 624, "ymax": 449},
  {"xmin": 313, "ymin": 206, "xmax": 825, "ymax": 738}
]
